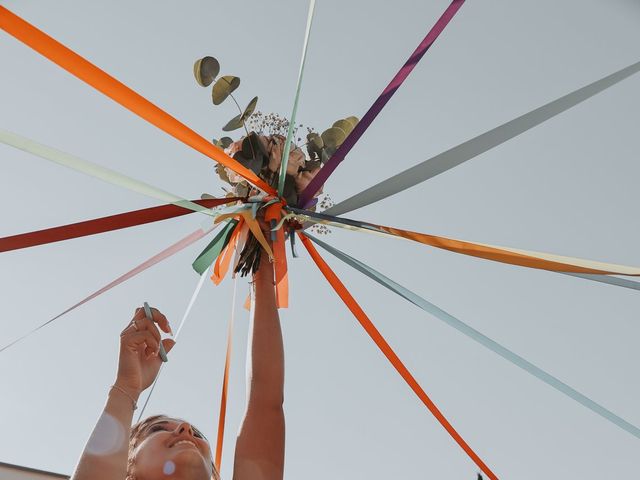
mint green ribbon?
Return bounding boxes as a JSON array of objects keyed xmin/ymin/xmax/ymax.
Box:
[
  {"xmin": 1, "ymin": 129, "xmax": 214, "ymax": 216},
  {"xmin": 192, "ymin": 220, "xmax": 239, "ymax": 274},
  {"xmin": 278, "ymin": 0, "xmax": 316, "ymax": 196}
]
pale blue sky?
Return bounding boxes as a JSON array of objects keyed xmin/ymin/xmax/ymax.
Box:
[{"xmin": 1, "ymin": 1, "xmax": 639, "ymax": 478}]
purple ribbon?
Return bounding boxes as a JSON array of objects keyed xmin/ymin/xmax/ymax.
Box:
[{"xmin": 297, "ymin": 0, "xmax": 466, "ymax": 208}]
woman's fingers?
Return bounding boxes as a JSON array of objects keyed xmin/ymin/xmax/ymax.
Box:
[
  {"xmin": 135, "ymin": 316, "xmax": 161, "ymax": 343},
  {"xmin": 128, "ymin": 306, "xmax": 172, "ymax": 334},
  {"xmin": 131, "ymin": 306, "xmax": 172, "ymax": 335},
  {"xmin": 162, "ymin": 338, "xmax": 176, "ymax": 354},
  {"xmin": 149, "ymin": 307, "xmax": 172, "ymax": 335},
  {"xmin": 122, "ymin": 330, "xmax": 160, "ymax": 358}
]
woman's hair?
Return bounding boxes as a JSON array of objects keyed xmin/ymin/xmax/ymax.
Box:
[{"xmin": 127, "ymin": 414, "xmax": 220, "ymax": 480}]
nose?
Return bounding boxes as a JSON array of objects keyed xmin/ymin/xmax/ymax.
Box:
[{"xmin": 174, "ymin": 422, "xmax": 195, "ymax": 437}]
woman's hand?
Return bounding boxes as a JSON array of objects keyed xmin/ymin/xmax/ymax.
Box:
[{"xmin": 115, "ymin": 307, "xmax": 175, "ymax": 397}]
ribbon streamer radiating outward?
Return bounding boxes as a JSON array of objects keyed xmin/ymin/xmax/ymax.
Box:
[
  {"xmin": 291, "ymin": 208, "xmax": 640, "ymax": 276},
  {"xmin": 215, "ymin": 277, "xmax": 238, "ymax": 470},
  {"xmin": 562, "ymin": 273, "xmax": 640, "ymax": 291},
  {"xmin": 0, "ymin": 129, "xmax": 218, "ymax": 217},
  {"xmin": 137, "ymin": 266, "xmax": 212, "ymax": 420},
  {"xmin": 297, "ymin": 0, "xmax": 466, "ymax": 206},
  {"xmin": 0, "ymin": 7, "xmax": 275, "ymax": 194},
  {"xmin": 193, "ymin": 220, "xmax": 239, "ymax": 275},
  {"xmin": 323, "ymin": 60, "xmax": 640, "ymax": 216},
  {"xmin": 278, "ymin": 0, "xmax": 316, "ymax": 196},
  {"xmin": 1, "ymin": 226, "xmax": 217, "ymax": 354},
  {"xmin": 306, "ymin": 234, "xmax": 640, "ymax": 439},
  {"xmin": 0, "ymin": 197, "xmax": 237, "ymax": 253},
  {"xmin": 299, "ymin": 233, "xmax": 498, "ymax": 480}
]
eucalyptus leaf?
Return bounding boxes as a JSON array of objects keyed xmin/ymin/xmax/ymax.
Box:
[
  {"xmin": 193, "ymin": 56, "xmax": 220, "ymax": 87},
  {"xmin": 235, "ymin": 182, "xmax": 249, "ymax": 197},
  {"xmin": 345, "ymin": 115, "xmax": 359, "ymax": 126},
  {"xmin": 254, "ymin": 133, "xmax": 269, "ymax": 157},
  {"xmin": 241, "ymin": 132, "xmax": 267, "ymax": 159},
  {"xmin": 241, "ymin": 96, "xmax": 258, "ymax": 121},
  {"xmin": 201, "ymin": 193, "xmax": 216, "ymax": 200},
  {"xmin": 212, "ymin": 76, "xmax": 240, "ymax": 105},
  {"xmin": 321, "ymin": 126, "xmax": 346, "ymax": 150},
  {"xmin": 222, "ymin": 113, "xmax": 244, "ymax": 132},
  {"xmin": 233, "ymin": 151, "xmax": 262, "ymax": 175},
  {"xmin": 219, "ymin": 136, "xmax": 234, "ymax": 148},
  {"xmin": 242, "ymin": 135, "xmax": 256, "ymax": 159},
  {"xmin": 307, "ymin": 132, "xmax": 323, "ymax": 151},
  {"xmin": 282, "ymin": 175, "xmax": 298, "ymax": 206},
  {"xmin": 320, "ymin": 148, "xmax": 331, "ymax": 164},
  {"xmin": 215, "ymin": 163, "xmax": 231, "ymax": 184},
  {"xmin": 333, "ymin": 119, "xmax": 354, "ymax": 136}
]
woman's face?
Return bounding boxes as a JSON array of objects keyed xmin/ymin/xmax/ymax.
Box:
[{"xmin": 132, "ymin": 417, "xmax": 213, "ymax": 479}]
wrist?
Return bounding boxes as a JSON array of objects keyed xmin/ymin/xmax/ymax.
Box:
[
  {"xmin": 110, "ymin": 384, "xmax": 140, "ymax": 411},
  {"xmin": 254, "ymin": 255, "xmax": 274, "ymax": 281},
  {"xmin": 111, "ymin": 382, "xmax": 141, "ymax": 401}
]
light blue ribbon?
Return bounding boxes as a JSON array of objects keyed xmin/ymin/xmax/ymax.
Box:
[{"xmin": 306, "ymin": 233, "xmax": 640, "ymax": 439}]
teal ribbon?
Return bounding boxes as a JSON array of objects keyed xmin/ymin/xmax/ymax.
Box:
[
  {"xmin": 306, "ymin": 233, "xmax": 640, "ymax": 439},
  {"xmin": 192, "ymin": 220, "xmax": 238, "ymax": 274}
]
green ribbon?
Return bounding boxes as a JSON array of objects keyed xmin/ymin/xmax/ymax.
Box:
[{"xmin": 192, "ymin": 220, "xmax": 239, "ymax": 274}]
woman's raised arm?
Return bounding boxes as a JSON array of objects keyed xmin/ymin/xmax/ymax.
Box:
[
  {"xmin": 70, "ymin": 308, "xmax": 173, "ymax": 480},
  {"xmin": 232, "ymin": 254, "xmax": 286, "ymax": 480}
]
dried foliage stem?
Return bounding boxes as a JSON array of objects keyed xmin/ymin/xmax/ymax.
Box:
[{"xmin": 229, "ymin": 92, "xmax": 255, "ymax": 159}]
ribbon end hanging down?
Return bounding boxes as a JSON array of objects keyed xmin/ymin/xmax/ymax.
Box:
[
  {"xmin": 265, "ymin": 203, "xmax": 289, "ymax": 309},
  {"xmin": 192, "ymin": 219, "xmax": 239, "ymax": 275},
  {"xmin": 215, "ymin": 277, "xmax": 239, "ymax": 471},
  {"xmin": 272, "ymin": 225, "xmax": 289, "ymax": 309},
  {"xmin": 211, "ymin": 219, "xmax": 244, "ymax": 285}
]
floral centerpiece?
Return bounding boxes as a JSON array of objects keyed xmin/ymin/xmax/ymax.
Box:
[{"xmin": 193, "ymin": 55, "xmax": 357, "ymax": 274}]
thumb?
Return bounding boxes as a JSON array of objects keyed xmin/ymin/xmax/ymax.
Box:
[{"xmin": 162, "ymin": 338, "xmax": 176, "ymax": 354}]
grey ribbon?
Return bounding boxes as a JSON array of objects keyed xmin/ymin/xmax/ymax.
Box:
[
  {"xmin": 325, "ymin": 60, "xmax": 640, "ymax": 216},
  {"xmin": 562, "ymin": 273, "xmax": 640, "ymax": 291}
]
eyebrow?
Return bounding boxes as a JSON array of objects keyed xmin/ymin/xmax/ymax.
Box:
[{"xmin": 141, "ymin": 420, "xmax": 208, "ymax": 441}]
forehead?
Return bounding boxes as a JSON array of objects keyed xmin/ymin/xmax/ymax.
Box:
[
  {"xmin": 140, "ymin": 418, "xmax": 207, "ymax": 440},
  {"xmin": 143, "ymin": 417, "xmax": 182, "ymax": 431}
]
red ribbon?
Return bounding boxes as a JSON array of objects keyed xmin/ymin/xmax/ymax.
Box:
[{"xmin": 0, "ymin": 197, "xmax": 238, "ymax": 253}]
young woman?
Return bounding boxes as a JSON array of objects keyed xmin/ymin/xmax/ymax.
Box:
[{"xmin": 70, "ymin": 252, "xmax": 285, "ymax": 480}]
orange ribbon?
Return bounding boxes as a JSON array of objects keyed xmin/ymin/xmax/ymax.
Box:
[
  {"xmin": 0, "ymin": 7, "xmax": 275, "ymax": 195},
  {"xmin": 265, "ymin": 202, "xmax": 289, "ymax": 309},
  {"xmin": 211, "ymin": 219, "xmax": 243, "ymax": 285},
  {"xmin": 299, "ymin": 233, "xmax": 498, "ymax": 480},
  {"xmin": 375, "ymin": 224, "xmax": 640, "ymax": 275},
  {"xmin": 215, "ymin": 280, "xmax": 238, "ymax": 471}
]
